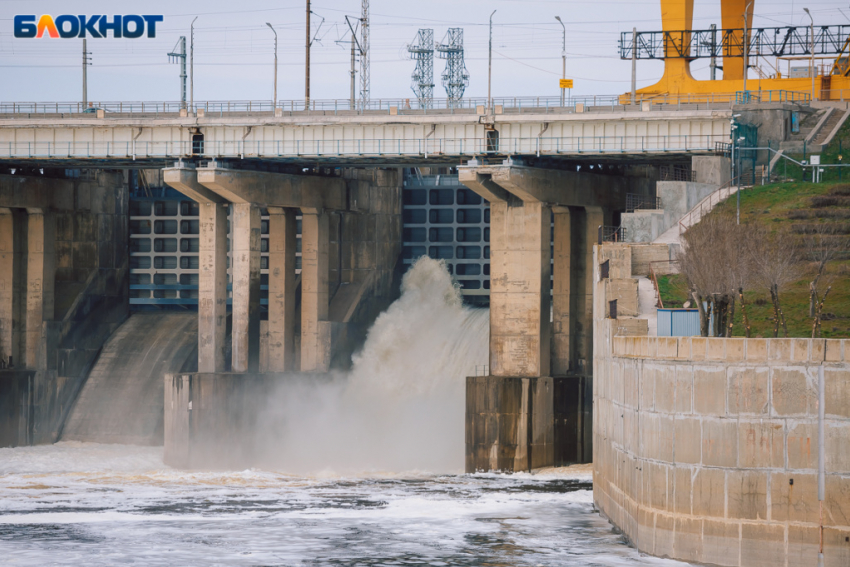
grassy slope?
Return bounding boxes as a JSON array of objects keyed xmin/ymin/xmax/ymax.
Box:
[{"xmin": 659, "ymin": 181, "xmax": 850, "ymax": 338}]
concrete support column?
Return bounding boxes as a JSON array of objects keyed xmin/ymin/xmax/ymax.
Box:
[
  {"xmin": 0, "ymin": 210, "xmax": 25, "ymax": 367},
  {"xmin": 266, "ymin": 207, "xmax": 297, "ymax": 373},
  {"xmin": 551, "ymin": 208, "xmax": 571, "ymax": 376},
  {"xmin": 198, "ymin": 202, "xmax": 228, "ymax": 373},
  {"xmin": 300, "ymin": 211, "xmax": 330, "ymax": 372},
  {"xmin": 570, "ymin": 206, "xmax": 603, "ymax": 376},
  {"xmin": 489, "ymin": 201, "xmax": 551, "ymax": 378},
  {"xmin": 230, "ymin": 203, "xmax": 261, "ymax": 373},
  {"xmin": 25, "ymin": 211, "xmax": 55, "ymax": 370}
]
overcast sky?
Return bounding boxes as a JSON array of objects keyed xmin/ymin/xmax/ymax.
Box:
[{"xmin": 0, "ymin": 0, "xmax": 847, "ymax": 103}]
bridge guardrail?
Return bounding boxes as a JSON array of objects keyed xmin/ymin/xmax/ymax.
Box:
[
  {"xmin": 0, "ymin": 92, "xmax": 759, "ymax": 117},
  {"xmin": 0, "ymin": 134, "xmax": 730, "ymax": 160}
]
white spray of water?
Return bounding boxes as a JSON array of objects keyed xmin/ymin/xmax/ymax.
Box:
[{"xmin": 257, "ymin": 257, "xmax": 488, "ymax": 474}]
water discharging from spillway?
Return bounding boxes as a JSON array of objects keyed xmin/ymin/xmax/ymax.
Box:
[
  {"xmin": 253, "ymin": 256, "xmax": 489, "ymax": 474},
  {"xmin": 0, "ymin": 257, "xmax": 694, "ymax": 566}
]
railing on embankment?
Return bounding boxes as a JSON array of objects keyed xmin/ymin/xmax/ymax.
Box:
[{"xmin": 594, "ymin": 333, "xmax": 850, "ymax": 567}]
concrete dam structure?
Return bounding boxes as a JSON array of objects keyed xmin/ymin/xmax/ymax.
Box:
[
  {"xmin": 593, "ymin": 243, "xmax": 850, "ymax": 567},
  {"xmin": 0, "ymin": 99, "xmax": 814, "ymax": 479}
]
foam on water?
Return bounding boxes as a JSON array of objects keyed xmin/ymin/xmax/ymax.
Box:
[{"xmin": 0, "ymin": 258, "xmax": 694, "ymax": 565}]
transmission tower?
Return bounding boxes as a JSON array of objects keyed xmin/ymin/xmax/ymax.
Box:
[
  {"xmin": 360, "ymin": 0, "xmax": 370, "ymax": 106},
  {"xmin": 436, "ymin": 28, "xmax": 469, "ymax": 103},
  {"xmin": 167, "ymin": 37, "xmax": 187, "ymax": 108},
  {"xmin": 407, "ymin": 29, "xmax": 434, "ymax": 108}
]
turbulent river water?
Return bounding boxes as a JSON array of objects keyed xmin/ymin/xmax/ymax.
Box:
[{"xmin": 0, "ymin": 259, "xmax": 691, "ymax": 565}]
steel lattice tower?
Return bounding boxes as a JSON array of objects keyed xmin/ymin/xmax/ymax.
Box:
[
  {"xmin": 360, "ymin": 0, "xmax": 370, "ymax": 106},
  {"xmin": 436, "ymin": 28, "xmax": 469, "ymax": 103},
  {"xmin": 407, "ymin": 29, "xmax": 434, "ymax": 108}
]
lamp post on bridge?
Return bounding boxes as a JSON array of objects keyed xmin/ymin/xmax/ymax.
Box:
[
  {"xmin": 804, "ymin": 8, "xmax": 815, "ymax": 101},
  {"xmin": 266, "ymin": 23, "xmax": 278, "ymax": 112},
  {"xmin": 555, "ymin": 16, "xmax": 566, "ymax": 107}
]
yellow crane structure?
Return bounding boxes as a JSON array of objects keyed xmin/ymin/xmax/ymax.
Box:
[{"xmin": 624, "ymin": 0, "xmax": 850, "ymax": 103}]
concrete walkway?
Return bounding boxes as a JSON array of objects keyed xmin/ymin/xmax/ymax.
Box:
[{"xmin": 636, "ymin": 276, "xmax": 659, "ymax": 336}]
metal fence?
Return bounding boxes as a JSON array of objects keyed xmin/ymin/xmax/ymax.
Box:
[
  {"xmin": 599, "ymin": 225, "xmax": 627, "ymax": 243},
  {"xmin": 625, "ymin": 193, "xmax": 662, "ymax": 212},
  {"xmin": 0, "ymin": 92, "xmax": 763, "ymax": 117},
  {"xmin": 0, "ymin": 134, "xmax": 729, "ymax": 161},
  {"xmin": 659, "ymin": 166, "xmax": 695, "ymax": 182}
]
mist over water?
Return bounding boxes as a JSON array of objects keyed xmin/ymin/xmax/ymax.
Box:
[{"xmin": 256, "ymin": 256, "xmax": 489, "ymax": 474}]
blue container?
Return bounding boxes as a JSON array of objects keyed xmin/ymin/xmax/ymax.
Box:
[{"xmin": 657, "ymin": 308, "xmax": 701, "ymax": 337}]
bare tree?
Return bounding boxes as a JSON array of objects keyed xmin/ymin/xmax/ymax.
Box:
[
  {"xmin": 802, "ymin": 223, "xmax": 840, "ymax": 317},
  {"xmin": 748, "ymin": 226, "xmax": 803, "ymax": 338},
  {"xmin": 680, "ymin": 214, "xmax": 753, "ymax": 337}
]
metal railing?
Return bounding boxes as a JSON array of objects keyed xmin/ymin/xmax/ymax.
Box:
[
  {"xmin": 625, "ymin": 193, "xmax": 662, "ymax": 212},
  {"xmin": 659, "ymin": 166, "xmax": 695, "ymax": 182},
  {"xmin": 599, "ymin": 225, "xmax": 627, "ymax": 243},
  {"xmin": 734, "ymin": 90, "xmax": 812, "ymax": 104},
  {"xmin": 678, "ymin": 176, "xmax": 743, "ymax": 236},
  {"xmin": 0, "ymin": 92, "xmax": 763, "ymax": 117},
  {"xmin": 0, "ymin": 134, "xmax": 729, "ymax": 161}
]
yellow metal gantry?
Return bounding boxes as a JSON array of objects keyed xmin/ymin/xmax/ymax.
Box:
[{"xmin": 626, "ymin": 0, "xmax": 850, "ymax": 103}]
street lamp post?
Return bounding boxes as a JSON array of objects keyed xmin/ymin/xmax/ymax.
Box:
[
  {"xmin": 555, "ymin": 16, "xmax": 566, "ymax": 107},
  {"xmin": 266, "ymin": 23, "xmax": 278, "ymax": 112},
  {"xmin": 804, "ymin": 8, "xmax": 815, "ymax": 101},
  {"xmin": 488, "ymin": 10, "xmax": 496, "ymax": 115}
]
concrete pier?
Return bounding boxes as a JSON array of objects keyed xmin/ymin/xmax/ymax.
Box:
[
  {"xmin": 266, "ymin": 208, "xmax": 296, "ymax": 373},
  {"xmin": 230, "ymin": 203, "xmax": 261, "ymax": 373},
  {"xmin": 0, "ymin": 172, "xmax": 129, "ymax": 446},
  {"xmin": 300, "ymin": 211, "xmax": 330, "ymax": 372},
  {"xmin": 461, "ymin": 162, "xmax": 650, "ymax": 471}
]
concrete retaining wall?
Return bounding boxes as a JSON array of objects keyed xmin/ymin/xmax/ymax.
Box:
[{"xmin": 593, "ymin": 245, "xmax": 850, "ymax": 565}]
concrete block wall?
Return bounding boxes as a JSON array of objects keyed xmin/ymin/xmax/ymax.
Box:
[{"xmin": 592, "ymin": 244, "xmax": 850, "ymax": 567}]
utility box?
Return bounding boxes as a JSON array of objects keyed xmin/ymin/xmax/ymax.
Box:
[{"xmin": 657, "ymin": 308, "xmax": 700, "ymax": 336}]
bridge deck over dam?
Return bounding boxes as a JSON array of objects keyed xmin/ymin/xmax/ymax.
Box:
[{"xmin": 0, "ymin": 100, "xmax": 733, "ymax": 166}]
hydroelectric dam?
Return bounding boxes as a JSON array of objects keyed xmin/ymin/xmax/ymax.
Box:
[{"xmin": 1, "ymin": 96, "xmax": 849, "ymax": 566}]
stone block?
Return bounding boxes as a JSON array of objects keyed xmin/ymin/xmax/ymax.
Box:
[
  {"xmin": 787, "ymin": 526, "xmax": 820, "ymax": 567},
  {"xmin": 726, "ymin": 470, "xmax": 767, "ymax": 520},
  {"xmin": 728, "ymin": 366, "xmax": 769, "ymax": 415},
  {"xmin": 690, "ymin": 337, "xmax": 707, "ymax": 361},
  {"xmin": 656, "ymin": 337, "xmax": 678, "ymax": 359},
  {"xmin": 705, "ymin": 338, "xmax": 725, "ymax": 360},
  {"xmin": 654, "ymin": 364, "xmax": 675, "ymax": 413},
  {"xmin": 768, "ymin": 338, "xmax": 793, "ymax": 361},
  {"xmin": 823, "ymin": 528, "xmax": 850, "ymax": 567},
  {"xmin": 650, "ymin": 513, "xmax": 673, "ymax": 558},
  {"xmin": 787, "ymin": 422, "xmax": 818, "ymax": 470},
  {"xmin": 694, "ymin": 366, "xmax": 727, "ymax": 415},
  {"xmin": 693, "ymin": 467, "xmax": 725, "ymax": 518},
  {"xmin": 674, "ymin": 364, "xmax": 693, "ymax": 413},
  {"xmin": 676, "ymin": 337, "xmax": 692, "ymax": 360},
  {"xmin": 826, "ymin": 475, "xmax": 850, "ymax": 526},
  {"xmin": 825, "ymin": 368, "xmax": 850, "ymax": 418},
  {"xmin": 810, "ymin": 338, "xmax": 826, "ymax": 362},
  {"xmin": 726, "ymin": 338, "xmax": 745, "ymax": 361},
  {"xmin": 772, "ymin": 367, "xmax": 814, "ymax": 416},
  {"xmin": 746, "ymin": 338, "xmax": 768, "ymax": 361},
  {"xmin": 673, "ymin": 517, "xmax": 702, "ymax": 564},
  {"xmin": 674, "ymin": 417, "xmax": 701, "ymax": 464},
  {"xmin": 826, "ymin": 423, "xmax": 850, "ymax": 471},
  {"xmin": 738, "ymin": 420, "xmax": 784, "ymax": 468},
  {"xmin": 825, "ymin": 339, "xmax": 844, "ymax": 362},
  {"xmin": 741, "ymin": 523, "xmax": 785, "ymax": 567},
  {"xmin": 702, "ymin": 519, "xmax": 741, "ymax": 567},
  {"xmin": 672, "ymin": 466, "xmax": 693, "ymax": 514},
  {"xmin": 770, "ymin": 472, "xmax": 819, "ymax": 523},
  {"xmin": 702, "ymin": 419, "xmax": 738, "ymax": 467},
  {"xmin": 792, "ymin": 338, "xmax": 810, "ymax": 362}
]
